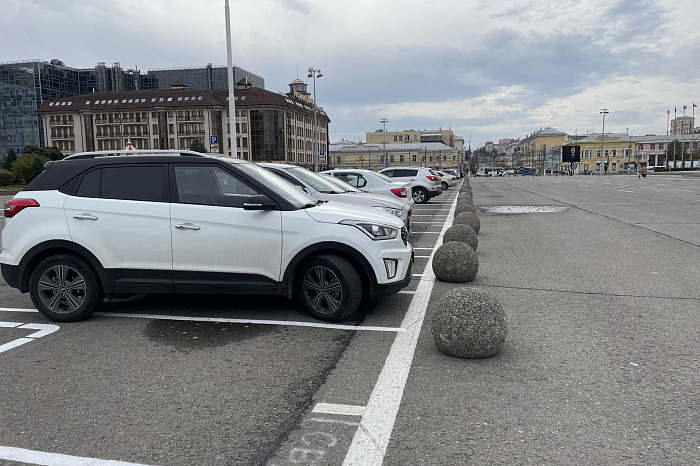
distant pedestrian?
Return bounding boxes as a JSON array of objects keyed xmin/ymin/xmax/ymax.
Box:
[
  {"xmin": 637, "ymin": 167, "xmax": 642, "ymax": 178},
  {"xmin": 641, "ymin": 165, "xmax": 647, "ymax": 178}
]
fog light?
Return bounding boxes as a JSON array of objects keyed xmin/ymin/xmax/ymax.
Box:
[{"xmin": 384, "ymin": 259, "xmax": 398, "ymax": 279}]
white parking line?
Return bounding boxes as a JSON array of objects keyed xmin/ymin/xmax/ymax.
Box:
[
  {"xmin": 0, "ymin": 321, "xmax": 60, "ymax": 354},
  {"xmin": 313, "ymin": 403, "xmax": 366, "ymax": 416},
  {"xmin": 343, "ymin": 194, "xmax": 457, "ymax": 465},
  {"xmin": 0, "ymin": 446, "xmax": 152, "ymax": 466},
  {"xmin": 0, "ymin": 308, "xmax": 405, "ymax": 333}
]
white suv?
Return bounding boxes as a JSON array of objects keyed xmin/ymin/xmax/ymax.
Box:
[
  {"xmin": 1, "ymin": 150, "xmax": 413, "ymax": 323},
  {"xmin": 378, "ymin": 167, "xmax": 443, "ymax": 204}
]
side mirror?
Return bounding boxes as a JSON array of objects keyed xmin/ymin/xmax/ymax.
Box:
[{"xmin": 243, "ymin": 194, "xmax": 276, "ymax": 211}]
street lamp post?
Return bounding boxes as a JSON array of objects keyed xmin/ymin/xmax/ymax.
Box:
[
  {"xmin": 600, "ymin": 109, "xmax": 609, "ymax": 174},
  {"xmin": 381, "ymin": 118, "xmax": 388, "ymax": 167},
  {"xmin": 308, "ymin": 67, "xmax": 322, "ymax": 171}
]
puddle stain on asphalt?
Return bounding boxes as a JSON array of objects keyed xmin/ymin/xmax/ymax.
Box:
[{"xmin": 144, "ymin": 320, "xmax": 279, "ymax": 350}]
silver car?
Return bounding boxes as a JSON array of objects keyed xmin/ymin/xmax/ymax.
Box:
[
  {"xmin": 260, "ymin": 163, "xmax": 412, "ymax": 231},
  {"xmin": 321, "ymin": 169, "xmax": 414, "ymax": 208},
  {"xmin": 378, "ymin": 167, "xmax": 443, "ymax": 204}
]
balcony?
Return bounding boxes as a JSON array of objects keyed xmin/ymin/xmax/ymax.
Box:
[
  {"xmin": 48, "ymin": 120, "xmax": 74, "ymax": 127},
  {"xmin": 176, "ymin": 115, "xmax": 205, "ymax": 122},
  {"xmin": 179, "ymin": 130, "xmax": 206, "ymax": 136}
]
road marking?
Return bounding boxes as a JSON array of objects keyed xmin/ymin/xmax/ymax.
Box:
[
  {"xmin": 412, "ymin": 247, "xmax": 434, "ymax": 250},
  {"xmin": 0, "ymin": 446, "xmax": 152, "ymax": 466},
  {"xmin": 618, "ymin": 189, "xmax": 635, "ymax": 193},
  {"xmin": 0, "ymin": 322, "xmax": 60, "ymax": 354},
  {"xmin": 414, "ymin": 255, "xmax": 430, "ymax": 259},
  {"xmin": 343, "ymin": 193, "xmax": 457, "ymax": 465},
  {"xmin": 309, "ymin": 417, "xmax": 360, "ymax": 427},
  {"xmin": 313, "ymin": 403, "xmax": 366, "ymax": 416},
  {"xmin": 0, "ymin": 308, "xmax": 405, "ymax": 333}
]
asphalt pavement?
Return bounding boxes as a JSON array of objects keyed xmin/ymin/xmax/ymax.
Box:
[{"xmin": 0, "ymin": 172, "xmax": 699, "ymax": 465}]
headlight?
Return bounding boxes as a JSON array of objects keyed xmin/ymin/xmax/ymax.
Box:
[
  {"xmin": 373, "ymin": 206, "xmax": 403, "ymax": 218},
  {"xmin": 340, "ymin": 220, "xmax": 399, "ymax": 240}
]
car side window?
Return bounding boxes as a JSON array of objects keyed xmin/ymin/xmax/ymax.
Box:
[
  {"xmin": 356, "ymin": 175, "xmax": 367, "ymax": 188},
  {"xmin": 337, "ymin": 173, "xmax": 358, "ymax": 188},
  {"xmin": 74, "ymin": 165, "xmax": 165, "ymax": 202},
  {"xmin": 381, "ymin": 169, "xmax": 395, "ymax": 177},
  {"xmin": 175, "ymin": 166, "xmax": 260, "ymax": 208},
  {"xmin": 394, "ymin": 169, "xmax": 417, "ymax": 177}
]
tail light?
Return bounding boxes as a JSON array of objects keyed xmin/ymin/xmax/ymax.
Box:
[
  {"xmin": 390, "ymin": 187, "xmax": 407, "ymax": 198},
  {"xmin": 426, "ymin": 175, "xmax": 439, "ymax": 181},
  {"xmin": 4, "ymin": 199, "xmax": 40, "ymax": 218}
]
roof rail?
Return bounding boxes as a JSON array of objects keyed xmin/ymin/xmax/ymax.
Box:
[{"xmin": 64, "ymin": 149, "xmax": 207, "ymax": 160}]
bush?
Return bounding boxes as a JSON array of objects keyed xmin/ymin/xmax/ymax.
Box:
[
  {"xmin": 0, "ymin": 169, "xmax": 16, "ymax": 186},
  {"xmin": 12, "ymin": 154, "xmax": 48, "ymax": 183}
]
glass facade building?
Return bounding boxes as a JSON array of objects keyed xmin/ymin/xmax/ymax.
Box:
[{"xmin": 1, "ymin": 60, "xmax": 264, "ymax": 157}]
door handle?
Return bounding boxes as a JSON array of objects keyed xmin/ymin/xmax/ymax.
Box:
[
  {"xmin": 73, "ymin": 213, "xmax": 98, "ymax": 220},
  {"xmin": 175, "ymin": 223, "xmax": 201, "ymax": 230}
]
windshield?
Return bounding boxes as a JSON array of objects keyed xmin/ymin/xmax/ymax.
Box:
[
  {"xmin": 286, "ymin": 166, "xmax": 347, "ymax": 194},
  {"xmin": 221, "ymin": 160, "xmax": 316, "ymax": 208},
  {"xmin": 321, "ymin": 174, "xmax": 361, "ymax": 192}
]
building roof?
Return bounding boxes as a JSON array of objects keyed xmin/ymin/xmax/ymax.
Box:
[{"xmin": 37, "ymin": 86, "xmax": 330, "ymax": 123}]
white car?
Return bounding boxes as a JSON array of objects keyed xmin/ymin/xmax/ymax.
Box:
[
  {"xmin": 435, "ymin": 171, "xmax": 457, "ymax": 190},
  {"xmin": 378, "ymin": 167, "xmax": 443, "ymax": 204},
  {"xmin": 260, "ymin": 163, "xmax": 412, "ymax": 231},
  {"xmin": 1, "ymin": 150, "xmax": 413, "ymax": 323},
  {"xmin": 321, "ymin": 169, "xmax": 414, "ymax": 208}
]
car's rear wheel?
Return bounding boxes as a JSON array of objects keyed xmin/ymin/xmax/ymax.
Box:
[
  {"xmin": 441, "ymin": 181, "xmax": 448, "ymax": 190},
  {"xmin": 297, "ymin": 254, "xmax": 362, "ymax": 322},
  {"xmin": 29, "ymin": 254, "xmax": 103, "ymax": 322},
  {"xmin": 413, "ymin": 187, "xmax": 429, "ymax": 204}
]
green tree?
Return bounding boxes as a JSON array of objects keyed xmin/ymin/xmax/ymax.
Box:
[
  {"xmin": 664, "ymin": 140, "xmax": 687, "ymax": 169},
  {"xmin": 190, "ymin": 139, "xmax": 207, "ymax": 153},
  {"xmin": 12, "ymin": 154, "xmax": 49, "ymax": 183},
  {"xmin": 22, "ymin": 145, "xmax": 64, "ymax": 161},
  {"xmin": 2, "ymin": 148, "xmax": 17, "ymax": 170}
]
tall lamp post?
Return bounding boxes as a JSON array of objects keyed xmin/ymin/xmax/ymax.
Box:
[
  {"xmin": 308, "ymin": 67, "xmax": 322, "ymax": 171},
  {"xmin": 381, "ymin": 118, "xmax": 389, "ymax": 167},
  {"xmin": 600, "ymin": 109, "xmax": 609, "ymax": 174}
]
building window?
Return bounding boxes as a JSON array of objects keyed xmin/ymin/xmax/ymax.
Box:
[
  {"xmin": 650, "ymin": 144, "xmax": 655, "ymax": 150},
  {"xmin": 393, "ymin": 136, "xmax": 397, "ymax": 141}
]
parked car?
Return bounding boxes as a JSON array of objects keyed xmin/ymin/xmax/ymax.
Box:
[
  {"xmin": 377, "ymin": 167, "xmax": 442, "ymax": 204},
  {"xmin": 0, "ymin": 150, "xmax": 413, "ymax": 323},
  {"xmin": 260, "ymin": 163, "xmax": 412, "ymax": 231},
  {"xmin": 442, "ymin": 168, "xmax": 464, "ymax": 179},
  {"xmin": 518, "ymin": 166, "xmax": 535, "ymax": 175},
  {"xmin": 435, "ymin": 170, "xmax": 458, "ymax": 190},
  {"xmin": 321, "ymin": 168, "xmax": 414, "ymax": 207}
]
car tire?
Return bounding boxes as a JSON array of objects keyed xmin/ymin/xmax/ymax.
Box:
[
  {"xmin": 413, "ymin": 187, "xmax": 429, "ymax": 204},
  {"xmin": 441, "ymin": 181, "xmax": 448, "ymax": 190},
  {"xmin": 29, "ymin": 254, "xmax": 103, "ymax": 322},
  {"xmin": 297, "ymin": 253, "xmax": 362, "ymax": 322}
]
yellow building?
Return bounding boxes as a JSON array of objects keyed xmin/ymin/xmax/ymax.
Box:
[
  {"xmin": 576, "ymin": 133, "xmax": 637, "ymax": 173},
  {"xmin": 516, "ymin": 127, "xmax": 567, "ymax": 172},
  {"xmin": 366, "ymin": 128, "xmax": 455, "ymax": 147}
]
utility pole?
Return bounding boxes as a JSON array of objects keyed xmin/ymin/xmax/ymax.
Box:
[{"xmin": 600, "ymin": 109, "xmax": 609, "ymax": 174}]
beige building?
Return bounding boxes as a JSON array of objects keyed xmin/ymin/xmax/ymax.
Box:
[
  {"xmin": 329, "ymin": 141, "xmax": 460, "ymax": 169},
  {"xmin": 38, "ymin": 79, "xmax": 330, "ymax": 166},
  {"xmin": 365, "ymin": 128, "xmax": 456, "ymax": 147},
  {"xmin": 671, "ymin": 116, "xmax": 695, "ymax": 135}
]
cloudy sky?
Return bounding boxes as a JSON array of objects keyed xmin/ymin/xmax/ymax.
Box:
[{"xmin": 4, "ymin": 0, "xmax": 699, "ymax": 148}]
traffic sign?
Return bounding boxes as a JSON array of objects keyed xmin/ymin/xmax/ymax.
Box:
[{"xmin": 210, "ymin": 135, "xmax": 219, "ymax": 145}]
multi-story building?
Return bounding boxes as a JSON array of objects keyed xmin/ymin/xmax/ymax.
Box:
[
  {"xmin": 365, "ymin": 128, "xmax": 456, "ymax": 147},
  {"xmin": 0, "ymin": 59, "xmax": 263, "ymax": 156},
  {"xmin": 636, "ymin": 133, "xmax": 699, "ymax": 168},
  {"xmin": 670, "ymin": 116, "xmax": 695, "ymax": 135},
  {"xmin": 575, "ymin": 133, "xmax": 637, "ymax": 173},
  {"xmin": 38, "ymin": 79, "xmax": 329, "ymax": 165},
  {"xmin": 516, "ymin": 127, "xmax": 567, "ymax": 172},
  {"xmin": 328, "ymin": 141, "xmax": 459, "ymax": 169}
]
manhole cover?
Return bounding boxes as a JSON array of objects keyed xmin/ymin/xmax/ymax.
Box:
[{"xmin": 481, "ymin": 205, "xmax": 569, "ymax": 214}]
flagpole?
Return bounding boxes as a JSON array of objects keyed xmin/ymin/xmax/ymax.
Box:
[
  {"xmin": 692, "ymin": 103, "xmax": 696, "ymax": 169},
  {"xmin": 666, "ymin": 110, "xmax": 670, "ymax": 170}
]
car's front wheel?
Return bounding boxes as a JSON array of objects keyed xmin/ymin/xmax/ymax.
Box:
[
  {"xmin": 413, "ymin": 187, "xmax": 429, "ymax": 204},
  {"xmin": 29, "ymin": 254, "xmax": 103, "ymax": 322},
  {"xmin": 297, "ymin": 254, "xmax": 362, "ymax": 322}
]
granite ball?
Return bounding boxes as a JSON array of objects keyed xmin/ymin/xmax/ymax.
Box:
[
  {"xmin": 432, "ymin": 241, "xmax": 479, "ymax": 283},
  {"xmin": 453, "ymin": 211, "xmax": 481, "ymax": 234},
  {"xmin": 455, "ymin": 203, "xmax": 476, "ymax": 216},
  {"xmin": 443, "ymin": 224, "xmax": 478, "ymax": 251},
  {"xmin": 431, "ymin": 287, "xmax": 507, "ymax": 359}
]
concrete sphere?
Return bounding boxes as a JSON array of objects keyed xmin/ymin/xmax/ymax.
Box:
[
  {"xmin": 455, "ymin": 203, "xmax": 476, "ymax": 216},
  {"xmin": 460, "ymin": 186, "xmax": 472, "ymax": 195},
  {"xmin": 443, "ymin": 224, "xmax": 478, "ymax": 251},
  {"xmin": 431, "ymin": 287, "xmax": 507, "ymax": 359},
  {"xmin": 432, "ymin": 241, "xmax": 479, "ymax": 283},
  {"xmin": 453, "ymin": 211, "xmax": 481, "ymax": 234}
]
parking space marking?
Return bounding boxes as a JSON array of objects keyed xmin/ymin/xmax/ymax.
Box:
[
  {"xmin": 0, "ymin": 308, "xmax": 405, "ymax": 333},
  {"xmin": 0, "ymin": 445, "xmax": 152, "ymax": 466},
  {"xmin": 313, "ymin": 403, "xmax": 366, "ymax": 416},
  {"xmin": 343, "ymin": 194, "xmax": 457, "ymax": 465},
  {"xmin": 0, "ymin": 321, "xmax": 60, "ymax": 354},
  {"xmin": 94, "ymin": 312, "xmax": 406, "ymax": 333}
]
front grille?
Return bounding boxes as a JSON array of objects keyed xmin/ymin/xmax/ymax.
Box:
[{"xmin": 401, "ymin": 227, "xmax": 408, "ymax": 245}]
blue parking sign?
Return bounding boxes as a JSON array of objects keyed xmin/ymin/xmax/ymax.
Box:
[{"xmin": 210, "ymin": 135, "xmax": 218, "ymax": 145}]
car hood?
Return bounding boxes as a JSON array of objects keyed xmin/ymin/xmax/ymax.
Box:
[
  {"xmin": 311, "ymin": 191, "xmax": 406, "ymax": 211},
  {"xmin": 304, "ymin": 200, "xmax": 404, "ymax": 228}
]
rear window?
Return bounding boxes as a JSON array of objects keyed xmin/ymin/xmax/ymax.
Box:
[
  {"xmin": 74, "ymin": 165, "xmax": 166, "ymax": 202},
  {"xmin": 394, "ymin": 169, "xmax": 418, "ymax": 177}
]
